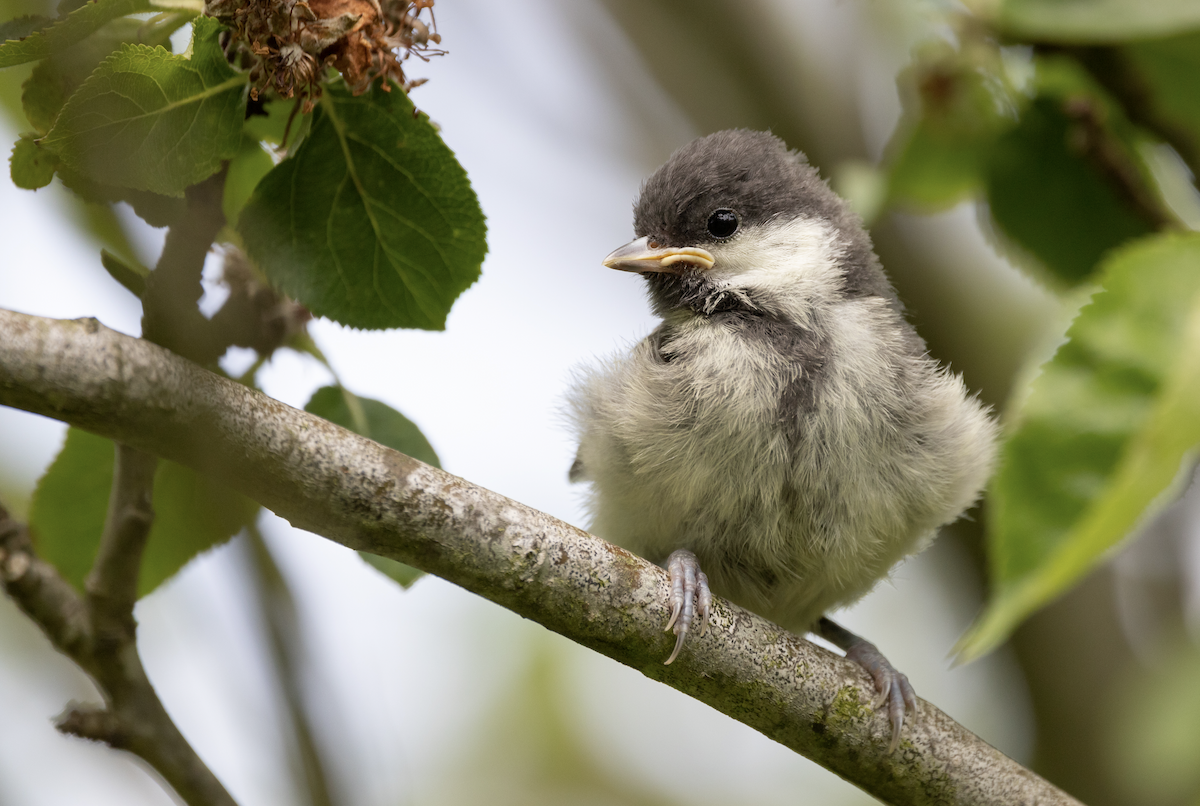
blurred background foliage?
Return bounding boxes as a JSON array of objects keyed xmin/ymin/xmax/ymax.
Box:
[{"xmin": 2, "ymin": 0, "xmax": 1200, "ymax": 805}]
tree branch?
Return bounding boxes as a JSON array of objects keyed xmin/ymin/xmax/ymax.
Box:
[
  {"xmin": 140, "ymin": 171, "xmax": 229, "ymax": 365},
  {"xmin": 86, "ymin": 444, "xmax": 156, "ymax": 638},
  {"xmin": 0, "ymin": 308, "xmax": 1083, "ymax": 806},
  {"xmin": 0, "ymin": 455, "xmax": 237, "ymax": 806}
]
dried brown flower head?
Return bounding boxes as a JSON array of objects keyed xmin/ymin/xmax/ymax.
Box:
[{"xmin": 207, "ymin": 0, "xmax": 441, "ymax": 107}]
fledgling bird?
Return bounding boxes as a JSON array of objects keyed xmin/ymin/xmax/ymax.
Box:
[{"xmin": 569, "ymin": 129, "xmax": 998, "ymax": 751}]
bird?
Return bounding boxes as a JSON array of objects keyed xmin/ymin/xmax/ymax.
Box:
[{"xmin": 568, "ymin": 129, "xmax": 998, "ymax": 752}]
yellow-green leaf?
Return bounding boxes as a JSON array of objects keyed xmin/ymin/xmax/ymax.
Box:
[
  {"xmin": 958, "ymin": 232, "xmax": 1200, "ymax": 660},
  {"xmin": 996, "ymin": 0, "xmax": 1200, "ymax": 43},
  {"xmin": 29, "ymin": 428, "xmax": 259, "ymax": 597}
]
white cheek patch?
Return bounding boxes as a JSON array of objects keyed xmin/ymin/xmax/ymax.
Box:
[{"xmin": 706, "ymin": 218, "xmax": 848, "ymax": 324}]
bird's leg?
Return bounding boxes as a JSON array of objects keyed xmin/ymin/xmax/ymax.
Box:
[
  {"xmin": 816, "ymin": 616, "xmax": 917, "ymax": 753},
  {"xmin": 662, "ymin": 549, "xmax": 712, "ymax": 665}
]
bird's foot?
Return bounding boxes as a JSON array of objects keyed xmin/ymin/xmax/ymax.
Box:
[
  {"xmin": 817, "ymin": 617, "xmax": 917, "ymax": 753},
  {"xmin": 663, "ymin": 549, "xmax": 712, "ymax": 665}
]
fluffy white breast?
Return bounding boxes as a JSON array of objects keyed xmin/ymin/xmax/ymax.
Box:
[{"xmin": 569, "ymin": 216, "xmax": 998, "ymax": 631}]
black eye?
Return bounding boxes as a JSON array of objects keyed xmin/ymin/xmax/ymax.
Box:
[{"xmin": 707, "ymin": 208, "xmax": 739, "ymax": 239}]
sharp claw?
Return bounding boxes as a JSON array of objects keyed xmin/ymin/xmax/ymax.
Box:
[
  {"xmin": 665, "ymin": 601, "xmax": 681, "ymax": 633},
  {"xmin": 661, "ymin": 549, "xmax": 711, "ymax": 665},
  {"xmin": 665, "ymin": 630, "xmax": 686, "ymax": 665},
  {"xmin": 888, "ymin": 679, "xmax": 906, "ymax": 750},
  {"xmin": 829, "ymin": 625, "xmax": 914, "ymax": 754},
  {"xmin": 872, "ymin": 685, "xmax": 889, "ymax": 711},
  {"xmin": 887, "ymin": 703, "xmax": 904, "ymax": 754}
]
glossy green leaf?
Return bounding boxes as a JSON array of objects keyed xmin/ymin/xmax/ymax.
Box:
[
  {"xmin": 42, "ymin": 16, "xmax": 246, "ymax": 197},
  {"xmin": 304, "ymin": 384, "xmax": 439, "ymax": 588},
  {"xmin": 9, "ymin": 133, "xmax": 56, "ymax": 188},
  {"xmin": 997, "ymin": 0, "xmax": 1200, "ymax": 43},
  {"xmin": 0, "ymin": 0, "xmax": 153, "ymax": 68},
  {"xmin": 240, "ymin": 82, "xmax": 487, "ymax": 330},
  {"xmin": 29, "ymin": 428, "xmax": 259, "ymax": 596},
  {"xmin": 958, "ymin": 232, "xmax": 1200, "ymax": 660},
  {"xmin": 222, "ymin": 135, "xmax": 274, "ymax": 223},
  {"xmin": 985, "ymin": 59, "xmax": 1156, "ymax": 285}
]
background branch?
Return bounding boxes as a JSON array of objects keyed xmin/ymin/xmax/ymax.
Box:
[
  {"xmin": 0, "ymin": 308, "xmax": 1081, "ymax": 806},
  {"xmin": 245, "ymin": 524, "xmax": 338, "ymax": 806}
]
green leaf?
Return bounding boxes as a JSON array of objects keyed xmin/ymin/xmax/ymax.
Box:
[
  {"xmin": 222, "ymin": 135, "xmax": 274, "ymax": 223},
  {"xmin": 889, "ymin": 123, "xmax": 991, "ymax": 211},
  {"xmin": 147, "ymin": 456, "xmax": 259, "ymax": 595},
  {"xmin": 304, "ymin": 384, "xmax": 439, "ymax": 587},
  {"xmin": 239, "ymin": 82, "xmax": 487, "ymax": 330},
  {"xmin": 0, "ymin": 14, "xmax": 52, "ymax": 44},
  {"xmin": 100, "ymin": 247, "xmax": 147, "ymax": 297},
  {"xmin": 42, "ymin": 16, "xmax": 246, "ymax": 197},
  {"xmin": 996, "ymin": 0, "xmax": 1200, "ymax": 43},
  {"xmin": 21, "ymin": 16, "xmax": 175, "ymax": 136},
  {"xmin": 985, "ymin": 59, "xmax": 1156, "ymax": 285},
  {"xmin": 304, "ymin": 384, "xmax": 440, "ymax": 465},
  {"xmin": 0, "ymin": 0, "xmax": 154, "ymax": 69},
  {"xmin": 1122, "ymin": 32, "xmax": 1200, "ymax": 172},
  {"xmin": 28, "ymin": 428, "xmax": 113, "ymax": 591},
  {"xmin": 9, "ymin": 133, "xmax": 57, "ymax": 188},
  {"xmin": 29, "ymin": 428, "xmax": 259, "ymax": 596},
  {"xmin": 58, "ymin": 164, "xmax": 187, "ymax": 227},
  {"xmin": 957, "ymin": 232, "xmax": 1200, "ymax": 660},
  {"xmin": 886, "ymin": 43, "xmax": 1016, "ymax": 212},
  {"xmin": 359, "ymin": 553, "xmax": 425, "ymax": 587},
  {"xmin": 243, "ymin": 96, "xmax": 310, "ymax": 149}
]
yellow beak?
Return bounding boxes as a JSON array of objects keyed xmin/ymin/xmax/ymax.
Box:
[{"xmin": 602, "ymin": 236, "xmax": 715, "ymax": 274}]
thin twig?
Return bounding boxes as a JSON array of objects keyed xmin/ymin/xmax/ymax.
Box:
[
  {"xmin": 0, "ymin": 308, "xmax": 1084, "ymax": 806},
  {"xmin": 86, "ymin": 444, "xmax": 156, "ymax": 640},
  {"xmin": 0, "ymin": 504, "xmax": 92, "ymax": 658},
  {"xmin": 141, "ymin": 171, "xmax": 229, "ymax": 365}
]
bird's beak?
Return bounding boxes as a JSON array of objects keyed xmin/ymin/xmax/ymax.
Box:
[{"xmin": 602, "ymin": 236, "xmax": 715, "ymax": 274}]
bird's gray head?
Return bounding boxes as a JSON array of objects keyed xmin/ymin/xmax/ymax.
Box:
[{"xmin": 604, "ymin": 130, "xmax": 897, "ymax": 319}]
